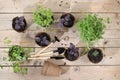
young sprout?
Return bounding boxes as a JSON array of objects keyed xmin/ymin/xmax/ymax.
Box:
[{"xmin": 93, "ymin": 50, "xmax": 99, "ymax": 56}]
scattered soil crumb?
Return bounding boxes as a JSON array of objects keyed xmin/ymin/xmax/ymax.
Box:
[
  {"xmin": 109, "ymin": 57, "xmax": 112, "ymax": 59},
  {"xmin": 104, "ymin": 41, "xmax": 108, "ymax": 45}
]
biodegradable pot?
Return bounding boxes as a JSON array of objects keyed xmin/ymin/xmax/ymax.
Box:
[
  {"xmin": 60, "ymin": 13, "xmax": 75, "ymax": 28},
  {"xmin": 9, "ymin": 45, "xmax": 24, "ymax": 61},
  {"xmin": 41, "ymin": 61, "xmax": 62, "ymax": 76},
  {"xmin": 88, "ymin": 48, "xmax": 103, "ymax": 63},
  {"xmin": 35, "ymin": 32, "xmax": 51, "ymax": 47},
  {"xmin": 64, "ymin": 48, "xmax": 79, "ymax": 61},
  {"xmin": 12, "ymin": 16, "xmax": 27, "ymax": 32}
]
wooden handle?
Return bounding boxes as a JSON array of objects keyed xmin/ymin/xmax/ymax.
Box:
[
  {"xmin": 38, "ymin": 51, "xmax": 53, "ymax": 56},
  {"xmin": 31, "ymin": 42, "xmax": 53, "ymax": 57},
  {"xmin": 28, "ymin": 56, "xmax": 50, "ymax": 60}
]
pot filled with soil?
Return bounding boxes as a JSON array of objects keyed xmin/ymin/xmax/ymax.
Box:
[
  {"xmin": 58, "ymin": 13, "xmax": 75, "ymax": 28},
  {"xmin": 35, "ymin": 32, "xmax": 51, "ymax": 47},
  {"xmin": 64, "ymin": 43, "xmax": 79, "ymax": 61},
  {"xmin": 12, "ymin": 16, "xmax": 27, "ymax": 32},
  {"xmin": 87, "ymin": 48, "xmax": 103, "ymax": 63}
]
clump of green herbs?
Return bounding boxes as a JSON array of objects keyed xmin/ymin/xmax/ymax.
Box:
[
  {"xmin": 33, "ymin": 7, "xmax": 54, "ymax": 27},
  {"xmin": 77, "ymin": 14, "xmax": 107, "ymax": 50},
  {"xmin": 9, "ymin": 45, "xmax": 28, "ymax": 75},
  {"xmin": 9, "ymin": 45, "xmax": 28, "ymax": 61},
  {"xmin": 12, "ymin": 62, "xmax": 28, "ymax": 74}
]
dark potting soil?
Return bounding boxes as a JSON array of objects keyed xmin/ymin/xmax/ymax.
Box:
[
  {"xmin": 88, "ymin": 48, "xmax": 103, "ymax": 63},
  {"xmin": 35, "ymin": 32, "xmax": 51, "ymax": 47}
]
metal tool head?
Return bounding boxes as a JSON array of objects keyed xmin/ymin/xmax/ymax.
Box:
[
  {"xmin": 54, "ymin": 36, "xmax": 60, "ymax": 42},
  {"xmin": 53, "ymin": 47, "xmax": 66, "ymax": 54}
]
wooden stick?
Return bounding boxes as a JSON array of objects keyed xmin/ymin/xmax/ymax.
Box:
[
  {"xmin": 38, "ymin": 51, "xmax": 53, "ymax": 56},
  {"xmin": 28, "ymin": 56, "xmax": 50, "ymax": 60},
  {"xmin": 30, "ymin": 42, "xmax": 54, "ymax": 57}
]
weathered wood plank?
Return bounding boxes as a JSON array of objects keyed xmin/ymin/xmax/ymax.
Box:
[
  {"xmin": 71, "ymin": 0, "xmax": 120, "ymax": 12},
  {"xmin": 0, "ymin": 48, "xmax": 120, "ymax": 66},
  {"xmin": 0, "ymin": 0, "xmax": 120, "ymax": 13},
  {"xmin": 0, "ymin": 13, "xmax": 119, "ymax": 30},
  {"xmin": 0, "ymin": 30, "xmax": 120, "ymax": 47},
  {"xmin": 0, "ymin": 66, "xmax": 120, "ymax": 80}
]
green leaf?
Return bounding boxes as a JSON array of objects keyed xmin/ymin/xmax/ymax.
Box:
[
  {"xmin": 0, "ymin": 65, "xmax": 3, "ymax": 69},
  {"xmin": 93, "ymin": 50, "xmax": 99, "ymax": 56},
  {"xmin": 4, "ymin": 37, "xmax": 12, "ymax": 45},
  {"xmin": 33, "ymin": 7, "xmax": 54, "ymax": 27},
  {"xmin": 3, "ymin": 57, "xmax": 7, "ymax": 61},
  {"xmin": 12, "ymin": 61, "xmax": 28, "ymax": 75},
  {"xmin": 106, "ymin": 17, "xmax": 110, "ymax": 23},
  {"xmin": 77, "ymin": 14, "xmax": 109, "ymax": 50}
]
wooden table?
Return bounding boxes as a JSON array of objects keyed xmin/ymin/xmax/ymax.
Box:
[{"xmin": 0, "ymin": 0, "xmax": 120, "ymax": 80}]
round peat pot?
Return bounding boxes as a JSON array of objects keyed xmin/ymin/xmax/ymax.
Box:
[
  {"xmin": 12, "ymin": 16, "xmax": 27, "ymax": 32},
  {"xmin": 35, "ymin": 32, "xmax": 51, "ymax": 47},
  {"xmin": 41, "ymin": 61, "xmax": 62, "ymax": 76},
  {"xmin": 9, "ymin": 45, "xmax": 24, "ymax": 61},
  {"xmin": 64, "ymin": 48, "xmax": 79, "ymax": 61},
  {"xmin": 60, "ymin": 13, "xmax": 75, "ymax": 28},
  {"xmin": 88, "ymin": 48, "xmax": 103, "ymax": 63}
]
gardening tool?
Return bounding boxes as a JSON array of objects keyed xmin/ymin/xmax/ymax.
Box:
[
  {"xmin": 28, "ymin": 56, "xmax": 64, "ymax": 60},
  {"xmin": 36, "ymin": 47, "xmax": 65, "ymax": 56},
  {"xmin": 30, "ymin": 36, "xmax": 60, "ymax": 57}
]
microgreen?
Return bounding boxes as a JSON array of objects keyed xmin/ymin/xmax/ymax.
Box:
[
  {"xmin": 4, "ymin": 50, "xmax": 8, "ymax": 53},
  {"xmin": 4, "ymin": 37, "xmax": 12, "ymax": 45},
  {"xmin": 0, "ymin": 65, "xmax": 3, "ymax": 69},
  {"xmin": 106, "ymin": 17, "xmax": 110, "ymax": 23},
  {"xmin": 93, "ymin": 50, "xmax": 99, "ymax": 56},
  {"xmin": 3, "ymin": 57, "xmax": 7, "ymax": 61},
  {"xmin": 9, "ymin": 45, "xmax": 26, "ymax": 61},
  {"xmin": 24, "ymin": 48, "xmax": 35, "ymax": 55},
  {"xmin": 33, "ymin": 7, "xmax": 54, "ymax": 27},
  {"xmin": 77, "ymin": 14, "xmax": 108, "ymax": 50},
  {"xmin": 9, "ymin": 45, "xmax": 29, "ymax": 74},
  {"xmin": 12, "ymin": 62, "xmax": 28, "ymax": 75}
]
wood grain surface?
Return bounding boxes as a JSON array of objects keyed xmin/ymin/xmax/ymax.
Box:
[{"xmin": 0, "ymin": 0, "xmax": 120, "ymax": 80}]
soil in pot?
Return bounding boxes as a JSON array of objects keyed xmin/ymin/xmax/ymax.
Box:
[
  {"xmin": 35, "ymin": 32, "xmax": 51, "ymax": 47},
  {"xmin": 88, "ymin": 48, "xmax": 103, "ymax": 63},
  {"xmin": 64, "ymin": 43, "xmax": 79, "ymax": 61},
  {"xmin": 9, "ymin": 45, "xmax": 24, "ymax": 61},
  {"xmin": 58, "ymin": 13, "xmax": 75, "ymax": 28},
  {"xmin": 12, "ymin": 16, "xmax": 27, "ymax": 32}
]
